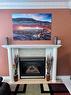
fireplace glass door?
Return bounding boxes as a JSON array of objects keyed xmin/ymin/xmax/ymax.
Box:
[{"xmin": 19, "ymin": 57, "xmax": 45, "ymax": 79}]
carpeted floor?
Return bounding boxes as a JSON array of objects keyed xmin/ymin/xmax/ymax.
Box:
[{"xmin": 10, "ymin": 83, "xmax": 70, "ymax": 95}]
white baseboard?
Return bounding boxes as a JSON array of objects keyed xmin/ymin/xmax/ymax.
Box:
[
  {"xmin": 57, "ymin": 75, "xmax": 70, "ymax": 80},
  {"xmin": 2, "ymin": 76, "xmax": 10, "ymax": 82}
]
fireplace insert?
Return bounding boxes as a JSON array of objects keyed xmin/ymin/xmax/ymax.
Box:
[{"xmin": 19, "ymin": 57, "xmax": 45, "ymax": 79}]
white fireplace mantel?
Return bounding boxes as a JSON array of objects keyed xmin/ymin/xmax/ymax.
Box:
[
  {"xmin": 2, "ymin": 44, "xmax": 61, "ymax": 49},
  {"xmin": 2, "ymin": 44, "xmax": 61, "ymax": 83}
]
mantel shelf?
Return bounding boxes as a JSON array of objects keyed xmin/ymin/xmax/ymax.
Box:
[{"xmin": 2, "ymin": 44, "xmax": 61, "ymax": 49}]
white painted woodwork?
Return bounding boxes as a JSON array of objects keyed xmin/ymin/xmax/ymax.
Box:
[
  {"xmin": 7, "ymin": 48, "xmax": 14, "ymax": 82},
  {"xmin": 0, "ymin": 1, "xmax": 71, "ymax": 9},
  {"xmin": 2, "ymin": 44, "xmax": 61, "ymax": 83}
]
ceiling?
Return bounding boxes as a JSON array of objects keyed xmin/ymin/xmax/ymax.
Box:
[
  {"xmin": 0, "ymin": 0, "xmax": 71, "ymax": 9},
  {"xmin": 0, "ymin": 0, "xmax": 70, "ymax": 2}
]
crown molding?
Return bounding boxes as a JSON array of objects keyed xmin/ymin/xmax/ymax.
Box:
[
  {"xmin": 0, "ymin": 2, "xmax": 70, "ymax": 9},
  {"xmin": 68, "ymin": 1, "xmax": 71, "ymax": 8}
]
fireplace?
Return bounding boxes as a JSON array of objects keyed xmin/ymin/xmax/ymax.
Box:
[
  {"xmin": 2, "ymin": 44, "xmax": 61, "ymax": 82},
  {"xmin": 19, "ymin": 57, "xmax": 45, "ymax": 79}
]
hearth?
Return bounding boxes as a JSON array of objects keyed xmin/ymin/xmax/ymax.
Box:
[{"xmin": 19, "ymin": 57, "xmax": 45, "ymax": 79}]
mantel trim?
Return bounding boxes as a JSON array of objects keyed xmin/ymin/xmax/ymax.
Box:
[
  {"xmin": 0, "ymin": 2, "xmax": 70, "ymax": 9},
  {"xmin": 2, "ymin": 44, "xmax": 61, "ymax": 49}
]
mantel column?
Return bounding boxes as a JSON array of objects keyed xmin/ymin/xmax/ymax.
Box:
[
  {"xmin": 7, "ymin": 48, "xmax": 14, "ymax": 82},
  {"xmin": 52, "ymin": 48, "xmax": 57, "ymax": 82}
]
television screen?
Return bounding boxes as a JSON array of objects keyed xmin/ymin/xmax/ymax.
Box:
[{"xmin": 12, "ymin": 13, "xmax": 52, "ymax": 40}]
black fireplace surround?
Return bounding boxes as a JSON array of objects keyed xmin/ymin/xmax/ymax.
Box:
[{"xmin": 19, "ymin": 57, "xmax": 45, "ymax": 79}]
